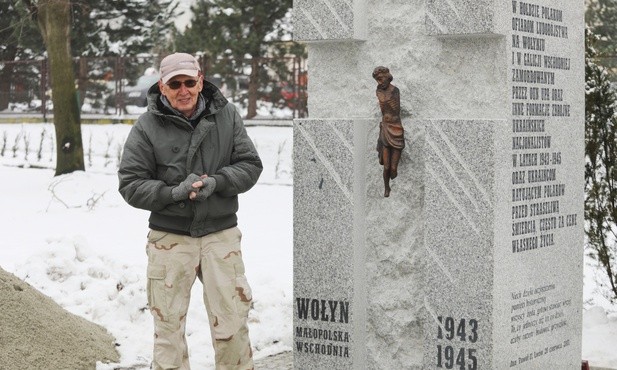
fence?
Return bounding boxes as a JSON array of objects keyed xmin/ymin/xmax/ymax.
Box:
[{"xmin": 0, "ymin": 55, "xmax": 307, "ymax": 119}]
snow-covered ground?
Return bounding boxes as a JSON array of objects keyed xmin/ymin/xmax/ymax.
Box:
[
  {"xmin": 0, "ymin": 122, "xmax": 616, "ymax": 369},
  {"xmin": 0, "ymin": 122, "xmax": 292, "ymax": 369}
]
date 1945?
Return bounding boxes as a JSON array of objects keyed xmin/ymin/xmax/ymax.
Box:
[{"xmin": 436, "ymin": 316, "xmax": 479, "ymax": 370}]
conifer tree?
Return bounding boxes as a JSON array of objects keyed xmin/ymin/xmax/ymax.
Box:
[
  {"xmin": 68, "ymin": 1, "xmax": 178, "ymax": 109},
  {"xmin": 3, "ymin": 1, "xmax": 179, "ymax": 109},
  {"xmin": 586, "ymin": 0, "xmax": 617, "ymax": 77},
  {"xmin": 3, "ymin": 1, "xmax": 177, "ymax": 62},
  {"xmin": 5, "ymin": 0, "xmax": 178, "ymax": 175},
  {"xmin": 0, "ymin": 2, "xmax": 43, "ymax": 110},
  {"xmin": 585, "ymin": 28, "xmax": 617, "ymax": 303},
  {"xmin": 71, "ymin": 0, "xmax": 177, "ymax": 58},
  {"xmin": 176, "ymin": 0, "xmax": 293, "ymax": 118}
]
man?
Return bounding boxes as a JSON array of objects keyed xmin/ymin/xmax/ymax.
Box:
[
  {"xmin": 118, "ymin": 52, "xmax": 262, "ymax": 370},
  {"xmin": 372, "ymin": 66, "xmax": 404, "ymax": 197}
]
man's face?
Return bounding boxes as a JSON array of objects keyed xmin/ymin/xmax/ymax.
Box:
[{"xmin": 159, "ymin": 74, "xmax": 203, "ymax": 117}]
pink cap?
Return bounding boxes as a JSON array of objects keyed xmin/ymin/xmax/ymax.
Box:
[{"xmin": 159, "ymin": 53, "xmax": 201, "ymax": 83}]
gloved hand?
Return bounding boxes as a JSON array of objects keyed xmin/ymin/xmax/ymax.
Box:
[
  {"xmin": 192, "ymin": 177, "xmax": 217, "ymax": 201},
  {"xmin": 171, "ymin": 173, "xmax": 202, "ymax": 201}
]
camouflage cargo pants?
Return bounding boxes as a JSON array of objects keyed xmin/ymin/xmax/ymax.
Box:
[{"xmin": 146, "ymin": 226, "xmax": 254, "ymax": 370}]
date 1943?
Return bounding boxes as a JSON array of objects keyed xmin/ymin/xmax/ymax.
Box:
[{"xmin": 436, "ymin": 316, "xmax": 479, "ymax": 370}]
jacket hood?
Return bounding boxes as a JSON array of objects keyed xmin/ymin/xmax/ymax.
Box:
[{"xmin": 145, "ymin": 79, "xmax": 229, "ymax": 117}]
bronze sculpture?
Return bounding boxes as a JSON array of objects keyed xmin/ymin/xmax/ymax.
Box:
[{"xmin": 373, "ymin": 66, "xmax": 404, "ymax": 197}]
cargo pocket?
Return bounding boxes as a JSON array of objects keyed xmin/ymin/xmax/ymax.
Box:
[
  {"xmin": 234, "ymin": 263, "xmax": 252, "ymax": 318},
  {"xmin": 212, "ymin": 264, "xmax": 252, "ymax": 341},
  {"xmin": 147, "ymin": 264, "xmax": 169, "ymax": 322}
]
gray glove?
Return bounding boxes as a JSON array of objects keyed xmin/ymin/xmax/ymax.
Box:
[
  {"xmin": 193, "ymin": 177, "xmax": 217, "ymax": 201},
  {"xmin": 171, "ymin": 173, "xmax": 202, "ymax": 201}
]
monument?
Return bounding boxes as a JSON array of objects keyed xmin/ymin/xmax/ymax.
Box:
[{"xmin": 293, "ymin": 0, "xmax": 584, "ymax": 369}]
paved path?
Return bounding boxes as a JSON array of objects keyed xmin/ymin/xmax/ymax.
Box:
[
  {"xmin": 254, "ymin": 351, "xmax": 292, "ymax": 369},
  {"xmin": 114, "ymin": 352, "xmax": 293, "ymax": 370}
]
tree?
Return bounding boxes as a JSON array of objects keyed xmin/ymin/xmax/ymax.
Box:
[
  {"xmin": 585, "ymin": 28, "xmax": 617, "ymax": 303},
  {"xmin": 24, "ymin": 0, "xmax": 84, "ymax": 176},
  {"xmin": 3, "ymin": 0, "xmax": 180, "ymax": 111},
  {"xmin": 176, "ymin": 0, "xmax": 293, "ymax": 118},
  {"xmin": 586, "ymin": 0, "xmax": 617, "ymax": 79},
  {"xmin": 8, "ymin": 0, "xmax": 179, "ymax": 175},
  {"xmin": 0, "ymin": 2, "xmax": 43, "ymax": 110},
  {"xmin": 67, "ymin": 0, "xmax": 178, "ymax": 111},
  {"xmin": 70, "ymin": 0, "xmax": 177, "ymax": 58},
  {"xmin": 586, "ymin": 0, "xmax": 617, "ymax": 55}
]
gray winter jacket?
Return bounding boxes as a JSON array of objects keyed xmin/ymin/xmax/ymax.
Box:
[{"xmin": 118, "ymin": 81, "xmax": 262, "ymax": 237}]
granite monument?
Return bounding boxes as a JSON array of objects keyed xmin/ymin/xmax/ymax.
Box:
[{"xmin": 293, "ymin": 0, "xmax": 584, "ymax": 368}]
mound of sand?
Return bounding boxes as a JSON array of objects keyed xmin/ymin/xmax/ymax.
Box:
[{"xmin": 0, "ymin": 267, "xmax": 119, "ymax": 369}]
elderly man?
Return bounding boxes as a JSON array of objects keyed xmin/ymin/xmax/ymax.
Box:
[{"xmin": 118, "ymin": 52, "xmax": 262, "ymax": 370}]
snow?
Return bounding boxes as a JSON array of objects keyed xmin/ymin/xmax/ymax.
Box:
[
  {"xmin": 0, "ymin": 122, "xmax": 292, "ymax": 369},
  {"xmin": 174, "ymin": 0, "xmax": 197, "ymax": 32},
  {"xmin": 0, "ymin": 122, "xmax": 616, "ymax": 369}
]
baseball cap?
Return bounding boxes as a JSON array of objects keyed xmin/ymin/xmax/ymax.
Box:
[{"xmin": 159, "ymin": 53, "xmax": 201, "ymax": 84}]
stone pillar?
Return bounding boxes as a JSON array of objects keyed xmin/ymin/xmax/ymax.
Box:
[{"xmin": 292, "ymin": 0, "xmax": 584, "ymax": 369}]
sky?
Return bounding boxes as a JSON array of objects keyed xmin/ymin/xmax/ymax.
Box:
[{"xmin": 0, "ymin": 121, "xmax": 615, "ymax": 369}]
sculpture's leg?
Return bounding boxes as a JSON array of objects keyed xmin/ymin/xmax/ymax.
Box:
[
  {"xmin": 377, "ymin": 132, "xmax": 384, "ymax": 165},
  {"xmin": 382, "ymin": 146, "xmax": 391, "ymax": 197},
  {"xmin": 383, "ymin": 170, "xmax": 391, "ymax": 197},
  {"xmin": 390, "ymin": 149, "xmax": 402, "ymax": 179}
]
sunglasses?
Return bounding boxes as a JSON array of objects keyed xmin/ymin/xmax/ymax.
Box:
[{"xmin": 166, "ymin": 79, "xmax": 198, "ymax": 90}]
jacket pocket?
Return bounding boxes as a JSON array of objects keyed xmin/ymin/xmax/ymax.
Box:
[
  {"xmin": 156, "ymin": 164, "xmax": 184, "ymax": 186},
  {"xmin": 159, "ymin": 203, "xmax": 192, "ymax": 218},
  {"xmin": 156, "ymin": 165, "xmax": 171, "ymax": 184}
]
